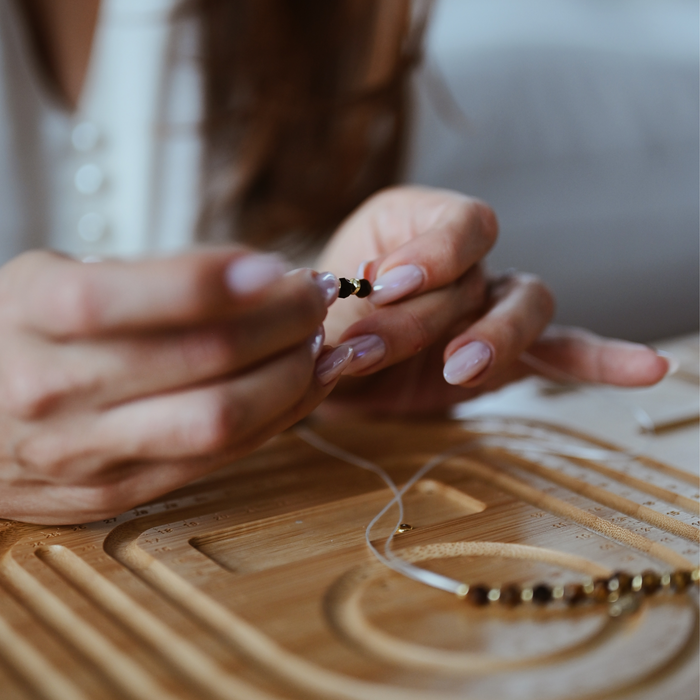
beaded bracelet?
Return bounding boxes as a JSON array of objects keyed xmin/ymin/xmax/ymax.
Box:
[
  {"xmin": 455, "ymin": 567, "xmax": 700, "ymax": 615},
  {"xmin": 338, "ymin": 277, "xmax": 372, "ymax": 299}
]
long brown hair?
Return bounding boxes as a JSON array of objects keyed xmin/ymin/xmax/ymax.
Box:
[{"xmin": 195, "ymin": 0, "xmax": 429, "ymax": 255}]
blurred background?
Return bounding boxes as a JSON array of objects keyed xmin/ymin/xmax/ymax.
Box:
[{"xmin": 406, "ymin": 0, "xmax": 699, "ymax": 342}]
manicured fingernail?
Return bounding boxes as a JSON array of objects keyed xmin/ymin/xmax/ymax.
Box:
[
  {"xmin": 342, "ymin": 334, "xmax": 386, "ymax": 373},
  {"xmin": 225, "ymin": 253, "xmax": 289, "ymax": 295},
  {"xmin": 315, "ymin": 271, "xmax": 339, "ymax": 306},
  {"xmin": 309, "ymin": 326, "xmax": 325, "ymax": 359},
  {"xmin": 443, "ymin": 341, "xmax": 492, "ymax": 385},
  {"xmin": 356, "ymin": 260, "xmax": 370, "ymax": 278},
  {"xmin": 316, "ymin": 345, "xmax": 354, "ymax": 385},
  {"xmin": 371, "ymin": 264, "xmax": 423, "ymax": 305},
  {"xmin": 656, "ymin": 350, "xmax": 680, "ymax": 377}
]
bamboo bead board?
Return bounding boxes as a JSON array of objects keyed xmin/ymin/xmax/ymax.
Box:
[{"xmin": 0, "ymin": 336, "xmax": 698, "ymax": 700}]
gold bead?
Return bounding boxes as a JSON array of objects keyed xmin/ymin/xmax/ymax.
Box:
[
  {"xmin": 521, "ymin": 587, "xmax": 534, "ymax": 603},
  {"xmin": 552, "ymin": 585, "xmax": 565, "ymax": 600},
  {"xmin": 631, "ymin": 574, "xmax": 643, "ymax": 592},
  {"xmin": 660, "ymin": 572, "xmax": 672, "ymax": 588},
  {"xmin": 396, "ymin": 523, "xmax": 413, "ymax": 533},
  {"xmin": 692, "ymin": 568, "xmax": 700, "ymax": 583}
]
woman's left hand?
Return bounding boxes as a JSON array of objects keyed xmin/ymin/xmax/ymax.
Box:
[{"xmin": 317, "ymin": 186, "xmax": 671, "ymax": 413}]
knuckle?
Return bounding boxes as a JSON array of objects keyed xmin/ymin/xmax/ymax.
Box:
[
  {"xmin": 14, "ymin": 432, "xmax": 71, "ymax": 480},
  {"xmin": 400, "ymin": 308, "xmax": 431, "ymax": 355},
  {"xmin": 48, "ymin": 275, "xmax": 101, "ymax": 336},
  {"xmin": 186, "ymin": 390, "xmax": 237, "ymax": 453},
  {"xmin": 179, "ymin": 329, "xmax": 236, "ymax": 374},
  {"xmin": 1, "ymin": 364, "xmax": 63, "ymax": 420},
  {"xmin": 522, "ymin": 274, "xmax": 556, "ymax": 318}
]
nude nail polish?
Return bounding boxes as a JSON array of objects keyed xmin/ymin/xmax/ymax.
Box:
[
  {"xmin": 315, "ymin": 271, "xmax": 339, "ymax": 306},
  {"xmin": 656, "ymin": 350, "xmax": 680, "ymax": 377},
  {"xmin": 316, "ymin": 346, "xmax": 354, "ymax": 385},
  {"xmin": 342, "ymin": 334, "xmax": 386, "ymax": 373},
  {"xmin": 370, "ymin": 265, "xmax": 424, "ymax": 305},
  {"xmin": 443, "ymin": 341, "xmax": 492, "ymax": 385},
  {"xmin": 309, "ymin": 326, "xmax": 325, "ymax": 359}
]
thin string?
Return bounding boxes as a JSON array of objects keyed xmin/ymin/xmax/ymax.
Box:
[{"xmin": 295, "ymin": 351, "xmax": 683, "ymax": 596}]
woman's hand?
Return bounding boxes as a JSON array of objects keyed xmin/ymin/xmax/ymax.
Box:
[
  {"xmin": 0, "ymin": 249, "xmax": 350, "ymax": 524},
  {"xmin": 318, "ymin": 186, "xmax": 671, "ymax": 413}
]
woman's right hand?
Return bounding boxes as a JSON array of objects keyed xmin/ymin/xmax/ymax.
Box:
[{"xmin": 0, "ymin": 249, "xmax": 347, "ymax": 525}]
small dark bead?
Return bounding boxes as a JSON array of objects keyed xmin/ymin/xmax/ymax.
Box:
[
  {"xmin": 671, "ymin": 570, "xmax": 692, "ymax": 593},
  {"xmin": 641, "ymin": 570, "xmax": 661, "ymax": 595},
  {"xmin": 356, "ymin": 279, "xmax": 372, "ymax": 298},
  {"xmin": 338, "ymin": 278, "xmax": 354, "ymax": 298},
  {"xmin": 564, "ymin": 583, "xmax": 587, "ymax": 606},
  {"xmin": 609, "ymin": 571, "xmax": 633, "ymax": 594},
  {"xmin": 592, "ymin": 579, "xmax": 610, "ymax": 603},
  {"xmin": 500, "ymin": 584, "xmax": 522, "ymax": 607},
  {"xmin": 466, "ymin": 585, "xmax": 490, "ymax": 606},
  {"xmin": 532, "ymin": 584, "xmax": 552, "ymax": 605}
]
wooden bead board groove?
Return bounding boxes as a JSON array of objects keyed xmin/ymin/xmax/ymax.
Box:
[{"xmin": 0, "ymin": 337, "xmax": 698, "ymax": 700}]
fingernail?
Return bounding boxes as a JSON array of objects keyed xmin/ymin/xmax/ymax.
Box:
[
  {"xmin": 356, "ymin": 260, "xmax": 370, "ymax": 278},
  {"xmin": 316, "ymin": 345, "xmax": 353, "ymax": 385},
  {"xmin": 342, "ymin": 334, "xmax": 386, "ymax": 373},
  {"xmin": 656, "ymin": 350, "xmax": 680, "ymax": 377},
  {"xmin": 371, "ymin": 264, "xmax": 423, "ymax": 305},
  {"xmin": 225, "ymin": 253, "xmax": 289, "ymax": 295},
  {"xmin": 443, "ymin": 341, "xmax": 492, "ymax": 385},
  {"xmin": 309, "ymin": 326, "xmax": 325, "ymax": 359},
  {"xmin": 315, "ymin": 271, "xmax": 339, "ymax": 306}
]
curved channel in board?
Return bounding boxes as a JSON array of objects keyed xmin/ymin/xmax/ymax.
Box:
[
  {"xmin": 327, "ymin": 542, "xmax": 620, "ymax": 674},
  {"xmin": 0, "ymin": 524, "xmax": 179, "ymax": 700}
]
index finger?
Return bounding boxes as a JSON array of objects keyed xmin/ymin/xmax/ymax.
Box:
[{"xmin": 6, "ymin": 249, "xmax": 327, "ymax": 338}]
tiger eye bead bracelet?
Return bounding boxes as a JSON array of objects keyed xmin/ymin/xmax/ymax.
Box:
[{"xmin": 456, "ymin": 567, "xmax": 699, "ymax": 612}]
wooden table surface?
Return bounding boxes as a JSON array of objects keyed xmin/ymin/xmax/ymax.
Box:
[{"xmin": 0, "ymin": 336, "xmax": 698, "ymax": 700}]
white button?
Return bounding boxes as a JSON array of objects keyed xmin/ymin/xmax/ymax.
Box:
[
  {"xmin": 74, "ymin": 164, "xmax": 104, "ymax": 195},
  {"xmin": 71, "ymin": 122, "xmax": 100, "ymax": 152},
  {"xmin": 77, "ymin": 212, "xmax": 108, "ymax": 242}
]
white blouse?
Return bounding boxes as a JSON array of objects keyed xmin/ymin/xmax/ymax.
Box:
[{"xmin": 0, "ymin": 0, "xmax": 202, "ymax": 265}]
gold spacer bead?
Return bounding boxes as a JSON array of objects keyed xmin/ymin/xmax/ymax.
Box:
[
  {"xmin": 583, "ymin": 579, "xmax": 595, "ymax": 595},
  {"xmin": 631, "ymin": 574, "xmax": 643, "ymax": 592},
  {"xmin": 660, "ymin": 572, "xmax": 672, "ymax": 588},
  {"xmin": 487, "ymin": 588, "xmax": 501, "ymax": 603},
  {"xmin": 521, "ymin": 587, "xmax": 534, "ymax": 603},
  {"xmin": 552, "ymin": 585, "xmax": 565, "ymax": 600},
  {"xmin": 691, "ymin": 568, "xmax": 700, "ymax": 583},
  {"xmin": 607, "ymin": 578, "xmax": 620, "ymax": 592},
  {"xmin": 608, "ymin": 590, "xmax": 620, "ymax": 603},
  {"xmin": 456, "ymin": 583, "xmax": 469, "ymax": 599}
]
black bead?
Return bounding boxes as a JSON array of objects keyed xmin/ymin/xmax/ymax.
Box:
[
  {"xmin": 338, "ymin": 278, "xmax": 354, "ymax": 298},
  {"xmin": 356, "ymin": 278, "xmax": 372, "ymax": 298},
  {"xmin": 466, "ymin": 585, "xmax": 490, "ymax": 606},
  {"xmin": 532, "ymin": 584, "xmax": 552, "ymax": 605}
]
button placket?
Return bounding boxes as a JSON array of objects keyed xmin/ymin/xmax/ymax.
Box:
[{"xmin": 71, "ymin": 121, "xmax": 110, "ymax": 245}]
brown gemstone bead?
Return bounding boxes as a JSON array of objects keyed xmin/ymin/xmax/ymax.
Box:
[
  {"xmin": 564, "ymin": 583, "xmax": 587, "ymax": 606},
  {"xmin": 641, "ymin": 570, "xmax": 661, "ymax": 595},
  {"xmin": 532, "ymin": 584, "xmax": 552, "ymax": 605},
  {"xmin": 609, "ymin": 571, "xmax": 633, "ymax": 594},
  {"xmin": 671, "ymin": 570, "xmax": 692, "ymax": 593},
  {"xmin": 591, "ymin": 579, "xmax": 610, "ymax": 603},
  {"xmin": 466, "ymin": 585, "xmax": 490, "ymax": 606},
  {"xmin": 500, "ymin": 584, "xmax": 522, "ymax": 607}
]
